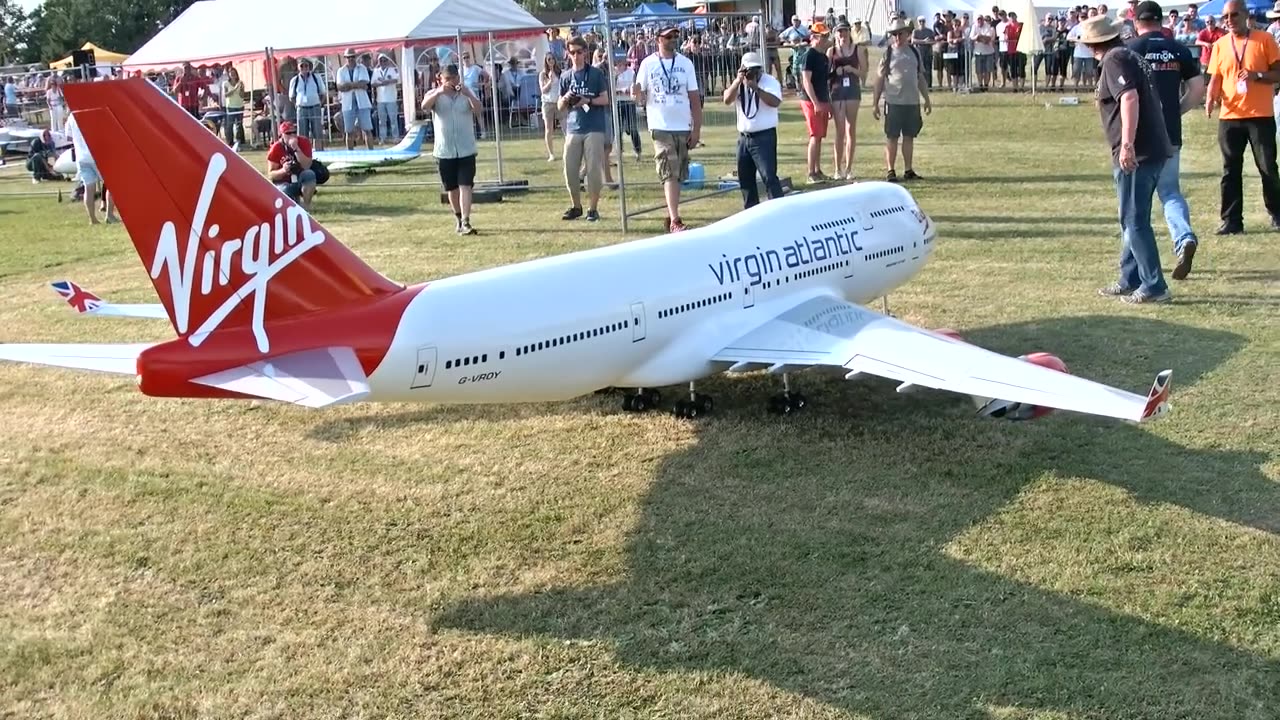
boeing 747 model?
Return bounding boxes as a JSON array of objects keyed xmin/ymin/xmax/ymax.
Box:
[{"xmin": 0, "ymin": 78, "xmax": 1171, "ymax": 423}]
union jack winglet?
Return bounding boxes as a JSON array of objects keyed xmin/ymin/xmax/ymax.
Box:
[
  {"xmin": 49, "ymin": 280, "xmax": 103, "ymax": 314},
  {"xmin": 1139, "ymin": 369, "xmax": 1173, "ymax": 422}
]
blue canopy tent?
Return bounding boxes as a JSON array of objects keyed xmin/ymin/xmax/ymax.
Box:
[
  {"xmin": 1197, "ymin": 0, "xmax": 1273, "ymax": 17},
  {"xmin": 575, "ymin": 2, "xmax": 708, "ymax": 34}
]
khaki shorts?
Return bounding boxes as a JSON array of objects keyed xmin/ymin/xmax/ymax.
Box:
[{"xmin": 652, "ymin": 129, "xmax": 691, "ymax": 183}]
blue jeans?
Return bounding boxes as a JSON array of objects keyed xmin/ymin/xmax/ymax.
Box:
[
  {"xmin": 737, "ymin": 127, "xmax": 785, "ymax": 208},
  {"xmin": 276, "ymin": 168, "xmax": 316, "ymax": 202},
  {"xmin": 1113, "ymin": 158, "xmax": 1168, "ymax": 295},
  {"xmin": 1156, "ymin": 145, "xmax": 1196, "ymax": 255},
  {"xmin": 377, "ymin": 101, "xmax": 399, "ymax": 141}
]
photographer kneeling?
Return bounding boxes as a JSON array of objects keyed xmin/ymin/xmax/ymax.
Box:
[{"xmin": 266, "ymin": 121, "xmax": 328, "ymax": 210}]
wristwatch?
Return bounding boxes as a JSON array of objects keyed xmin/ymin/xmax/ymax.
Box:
[{"xmin": 1255, "ymin": 71, "xmax": 1265, "ymax": 82}]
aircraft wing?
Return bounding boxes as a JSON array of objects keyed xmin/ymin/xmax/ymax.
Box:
[
  {"xmin": 0, "ymin": 343, "xmax": 152, "ymax": 374},
  {"xmin": 49, "ymin": 280, "xmax": 168, "ymax": 319},
  {"xmin": 711, "ymin": 295, "xmax": 1171, "ymax": 423},
  {"xmin": 190, "ymin": 346, "xmax": 370, "ymax": 408}
]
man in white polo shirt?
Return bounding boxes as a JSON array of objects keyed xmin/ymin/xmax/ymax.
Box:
[
  {"xmin": 336, "ymin": 48, "xmax": 374, "ymax": 150},
  {"xmin": 723, "ymin": 51, "xmax": 784, "ymax": 209}
]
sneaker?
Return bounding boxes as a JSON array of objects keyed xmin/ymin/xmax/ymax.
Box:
[
  {"xmin": 562, "ymin": 206, "xmax": 583, "ymax": 220},
  {"xmin": 1097, "ymin": 282, "xmax": 1136, "ymax": 297},
  {"xmin": 1172, "ymin": 240, "xmax": 1197, "ymax": 280},
  {"xmin": 461, "ymin": 221, "xmax": 476, "ymax": 235},
  {"xmin": 1122, "ymin": 287, "xmax": 1172, "ymax": 304},
  {"xmin": 586, "ymin": 209, "xmax": 600, "ymax": 222},
  {"xmin": 806, "ymin": 173, "xmax": 823, "ymax": 185}
]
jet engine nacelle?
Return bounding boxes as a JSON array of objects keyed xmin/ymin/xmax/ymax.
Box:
[{"xmin": 930, "ymin": 329, "xmax": 1068, "ymax": 421}]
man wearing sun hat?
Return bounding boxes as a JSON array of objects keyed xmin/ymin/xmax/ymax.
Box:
[
  {"xmin": 872, "ymin": 16, "xmax": 931, "ymax": 183},
  {"xmin": 336, "ymin": 48, "xmax": 374, "ymax": 151},
  {"xmin": 1078, "ymin": 13, "xmax": 1174, "ymax": 304}
]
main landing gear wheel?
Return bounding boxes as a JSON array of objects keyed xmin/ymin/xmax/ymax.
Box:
[
  {"xmin": 622, "ymin": 388, "xmax": 661, "ymax": 412},
  {"xmin": 767, "ymin": 372, "xmax": 807, "ymax": 415},
  {"xmin": 768, "ymin": 392, "xmax": 807, "ymax": 414},
  {"xmin": 673, "ymin": 383, "xmax": 714, "ymax": 419}
]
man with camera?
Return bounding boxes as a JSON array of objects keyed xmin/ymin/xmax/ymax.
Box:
[
  {"xmin": 723, "ymin": 51, "xmax": 785, "ymax": 209},
  {"xmin": 266, "ymin": 121, "xmax": 321, "ymax": 210},
  {"xmin": 422, "ymin": 64, "xmax": 483, "ymax": 235},
  {"xmin": 558, "ymin": 35, "xmax": 611, "ymax": 222}
]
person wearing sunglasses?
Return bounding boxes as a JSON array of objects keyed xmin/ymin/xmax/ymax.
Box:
[{"xmin": 1205, "ymin": 0, "xmax": 1280, "ymax": 236}]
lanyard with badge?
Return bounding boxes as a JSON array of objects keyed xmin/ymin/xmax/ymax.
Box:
[
  {"xmin": 1232, "ymin": 32, "xmax": 1249, "ymax": 94},
  {"xmin": 739, "ymin": 84, "xmax": 759, "ymax": 119},
  {"xmin": 657, "ymin": 54, "xmax": 677, "ymax": 102}
]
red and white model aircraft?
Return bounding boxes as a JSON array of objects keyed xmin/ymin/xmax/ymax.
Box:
[{"xmin": 0, "ymin": 78, "xmax": 1171, "ymax": 422}]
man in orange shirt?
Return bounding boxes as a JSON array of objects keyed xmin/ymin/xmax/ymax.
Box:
[{"xmin": 1206, "ymin": 0, "xmax": 1280, "ymax": 235}]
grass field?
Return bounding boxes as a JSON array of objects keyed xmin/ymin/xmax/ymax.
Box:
[{"xmin": 0, "ymin": 89, "xmax": 1277, "ymax": 720}]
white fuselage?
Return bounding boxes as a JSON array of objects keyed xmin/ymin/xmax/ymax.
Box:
[{"xmin": 368, "ymin": 181, "xmax": 937, "ymax": 403}]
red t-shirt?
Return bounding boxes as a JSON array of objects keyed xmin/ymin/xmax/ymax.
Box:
[
  {"xmin": 1197, "ymin": 27, "xmax": 1225, "ymax": 65},
  {"xmin": 1005, "ymin": 21, "xmax": 1022, "ymax": 54},
  {"xmin": 172, "ymin": 74, "xmax": 209, "ymax": 110},
  {"xmin": 267, "ymin": 136, "xmax": 314, "ymax": 167}
]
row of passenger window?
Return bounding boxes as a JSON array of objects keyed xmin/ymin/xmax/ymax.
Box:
[
  {"xmin": 514, "ymin": 319, "xmax": 630, "ymax": 357},
  {"xmin": 866, "ymin": 245, "xmax": 905, "ymax": 261},
  {"xmin": 659, "ymin": 291, "xmax": 732, "ymax": 319},
  {"xmin": 761, "ymin": 259, "xmax": 852, "ymax": 290},
  {"xmin": 445, "ymin": 319, "xmax": 631, "ymax": 370}
]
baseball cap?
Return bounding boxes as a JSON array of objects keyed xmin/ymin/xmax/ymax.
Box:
[
  {"xmin": 1135, "ymin": 0, "xmax": 1162, "ymax": 20},
  {"xmin": 741, "ymin": 51, "xmax": 764, "ymax": 68},
  {"xmin": 658, "ymin": 25, "xmax": 681, "ymax": 37},
  {"xmin": 279, "ymin": 121, "xmax": 297, "ymax": 134}
]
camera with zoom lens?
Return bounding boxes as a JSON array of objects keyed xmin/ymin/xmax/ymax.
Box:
[{"xmin": 744, "ymin": 67, "xmax": 762, "ymax": 81}]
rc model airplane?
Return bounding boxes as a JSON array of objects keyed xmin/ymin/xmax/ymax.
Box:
[
  {"xmin": 312, "ymin": 123, "xmax": 429, "ymax": 172},
  {"xmin": 1, "ymin": 78, "xmax": 1172, "ymax": 423}
]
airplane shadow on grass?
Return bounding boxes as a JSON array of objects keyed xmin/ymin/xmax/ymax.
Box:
[{"xmin": 415, "ymin": 315, "xmax": 1278, "ymax": 719}]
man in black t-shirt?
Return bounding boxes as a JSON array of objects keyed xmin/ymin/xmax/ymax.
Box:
[
  {"xmin": 1078, "ymin": 14, "xmax": 1174, "ymax": 304},
  {"xmin": 1127, "ymin": 0, "xmax": 1206, "ymax": 280},
  {"xmin": 798, "ymin": 27, "xmax": 832, "ymax": 183}
]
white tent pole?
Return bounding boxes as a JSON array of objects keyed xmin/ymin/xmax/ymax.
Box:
[
  {"xmin": 603, "ymin": 4, "xmax": 627, "ymax": 233},
  {"xmin": 401, "ymin": 43, "xmax": 416, "ymax": 136},
  {"xmin": 489, "ymin": 30, "xmax": 505, "ymax": 184}
]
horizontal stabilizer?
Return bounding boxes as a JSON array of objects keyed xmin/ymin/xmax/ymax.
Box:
[
  {"xmin": 0, "ymin": 343, "xmax": 151, "ymax": 375},
  {"xmin": 50, "ymin": 280, "xmax": 167, "ymax": 319},
  {"xmin": 191, "ymin": 346, "xmax": 369, "ymax": 408}
]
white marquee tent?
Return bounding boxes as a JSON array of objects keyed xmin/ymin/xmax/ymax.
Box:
[{"xmin": 123, "ymin": 0, "xmax": 546, "ymax": 124}]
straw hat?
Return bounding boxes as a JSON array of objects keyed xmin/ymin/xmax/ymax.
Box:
[
  {"xmin": 885, "ymin": 17, "xmax": 913, "ymax": 34},
  {"xmin": 1074, "ymin": 14, "xmax": 1122, "ymax": 43},
  {"xmin": 1267, "ymin": 0, "xmax": 1280, "ymax": 18}
]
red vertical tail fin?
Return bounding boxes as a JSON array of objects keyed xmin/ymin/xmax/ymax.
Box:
[{"xmin": 62, "ymin": 78, "xmax": 402, "ymax": 354}]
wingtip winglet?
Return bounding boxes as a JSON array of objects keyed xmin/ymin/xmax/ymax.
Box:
[
  {"xmin": 1138, "ymin": 369, "xmax": 1173, "ymax": 422},
  {"xmin": 48, "ymin": 279, "xmax": 103, "ymax": 314}
]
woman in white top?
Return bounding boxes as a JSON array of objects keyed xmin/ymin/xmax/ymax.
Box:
[
  {"xmin": 44, "ymin": 74, "xmax": 67, "ymax": 134},
  {"xmin": 614, "ymin": 56, "xmax": 641, "ymax": 159},
  {"xmin": 538, "ymin": 53, "xmax": 561, "ymax": 161},
  {"xmin": 221, "ymin": 67, "xmax": 246, "ymax": 149}
]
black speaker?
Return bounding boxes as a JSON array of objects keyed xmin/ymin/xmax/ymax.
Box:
[{"xmin": 71, "ymin": 48, "xmax": 96, "ymax": 72}]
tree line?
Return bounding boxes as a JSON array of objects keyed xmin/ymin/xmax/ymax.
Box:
[{"xmin": 0, "ymin": 0, "xmax": 196, "ymax": 66}]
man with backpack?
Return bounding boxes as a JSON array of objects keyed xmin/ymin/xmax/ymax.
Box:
[{"xmin": 872, "ymin": 17, "xmax": 932, "ymax": 182}]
